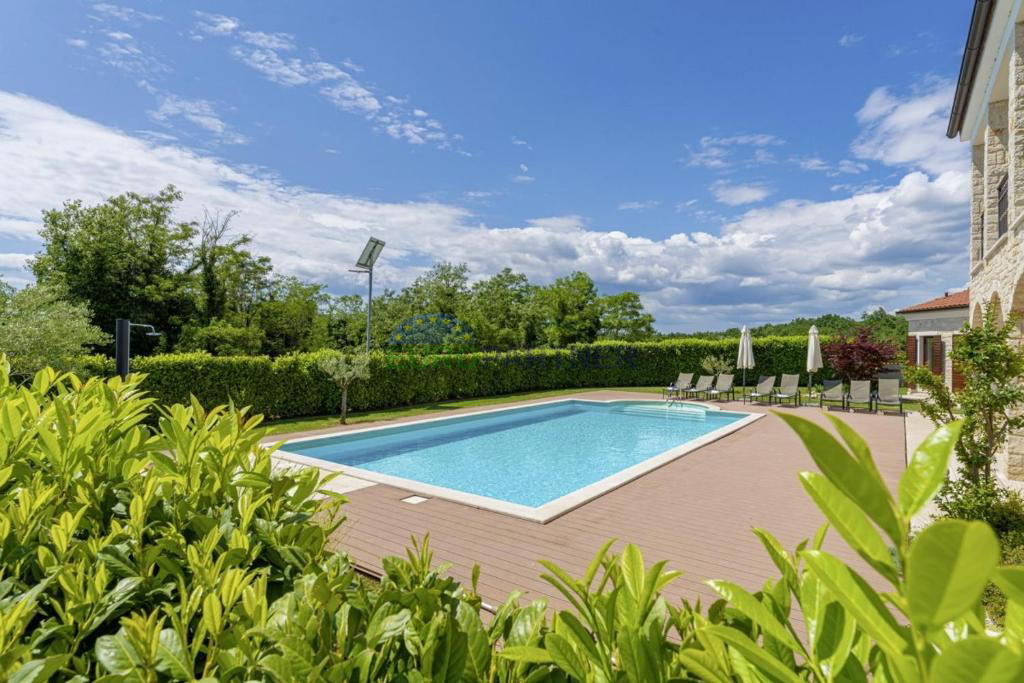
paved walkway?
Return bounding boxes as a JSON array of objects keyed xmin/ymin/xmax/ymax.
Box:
[{"xmin": 271, "ymin": 391, "xmax": 908, "ymax": 613}]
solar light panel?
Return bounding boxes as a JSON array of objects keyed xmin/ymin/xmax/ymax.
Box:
[{"xmin": 355, "ymin": 237, "xmax": 385, "ymax": 269}]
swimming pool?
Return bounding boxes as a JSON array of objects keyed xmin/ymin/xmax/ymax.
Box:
[{"xmin": 277, "ymin": 399, "xmax": 761, "ymax": 522}]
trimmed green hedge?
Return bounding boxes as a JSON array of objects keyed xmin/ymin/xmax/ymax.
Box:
[{"xmin": 83, "ymin": 336, "xmax": 830, "ymax": 419}]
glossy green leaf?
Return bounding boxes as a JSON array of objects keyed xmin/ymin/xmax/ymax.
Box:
[
  {"xmin": 704, "ymin": 625, "xmax": 803, "ymax": 683},
  {"xmin": 801, "ymin": 550, "xmax": 909, "ymax": 657},
  {"xmin": 775, "ymin": 412, "xmax": 902, "ymax": 544},
  {"xmin": 906, "ymin": 520, "xmax": 999, "ymax": 627},
  {"xmin": 931, "ymin": 636, "xmax": 1024, "ymax": 682},
  {"xmin": 992, "ymin": 567, "xmax": 1024, "ymax": 606},
  {"xmin": 705, "ymin": 580, "xmax": 801, "ymax": 653},
  {"xmin": 898, "ymin": 422, "xmax": 961, "ymax": 518},
  {"xmin": 9, "ymin": 656, "xmax": 70, "ymax": 683},
  {"xmin": 798, "ymin": 472, "xmax": 897, "ymax": 583},
  {"xmin": 498, "ymin": 645, "xmax": 554, "ymax": 664}
]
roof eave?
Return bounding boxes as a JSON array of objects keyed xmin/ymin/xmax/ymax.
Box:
[{"xmin": 947, "ymin": 0, "xmax": 996, "ymax": 139}]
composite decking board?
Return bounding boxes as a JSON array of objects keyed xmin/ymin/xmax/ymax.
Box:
[{"xmin": 296, "ymin": 392, "xmax": 906, "ymax": 616}]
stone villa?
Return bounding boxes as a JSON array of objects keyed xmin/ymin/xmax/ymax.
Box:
[{"xmin": 948, "ymin": 0, "xmax": 1024, "ymax": 480}]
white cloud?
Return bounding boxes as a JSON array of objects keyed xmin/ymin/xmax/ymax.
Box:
[
  {"xmin": 618, "ymin": 200, "xmax": 660, "ymax": 210},
  {"xmin": 792, "ymin": 156, "xmax": 869, "ymax": 175},
  {"xmin": 710, "ymin": 181, "xmax": 772, "ymax": 206},
  {"xmin": 839, "ymin": 34, "xmax": 864, "ymax": 48},
  {"xmin": 92, "ymin": 3, "xmax": 162, "ymax": 23},
  {"xmin": 66, "ymin": 38, "xmax": 89, "ymax": 48},
  {"xmin": 852, "ymin": 80, "xmax": 966, "ymax": 175},
  {"xmin": 201, "ymin": 15, "xmax": 456, "ymax": 150},
  {"xmin": 194, "ymin": 12, "xmax": 239, "ymax": 36},
  {"xmin": 146, "ymin": 89, "xmax": 248, "ymax": 145},
  {"xmin": 0, "ymin": 84, "xmax": 970, "ymax": 331},
  {"xmin": 686, "ymin": 133, "xmax": 784, "ymax": 168}
]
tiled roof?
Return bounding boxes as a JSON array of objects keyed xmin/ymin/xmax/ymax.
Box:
[{"xmin": 896, "ymin": 290, "xmax": 969, "ymax": 314}]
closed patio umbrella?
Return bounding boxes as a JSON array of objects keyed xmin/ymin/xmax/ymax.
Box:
[
  {"xmin": 737, "ymin": 325, "xmax": 755, "ymax": 391},
  {"xmin": 807, "ymin": 324, "xmax": 823, "ymax": 397}
]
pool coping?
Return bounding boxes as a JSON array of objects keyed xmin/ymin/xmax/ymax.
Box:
[{"xmin": 274, "ymin": 397, "xmax": 763, "ymax": 524}]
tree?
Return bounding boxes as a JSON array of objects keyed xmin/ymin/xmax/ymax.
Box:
[
  {"xmin": 404, "ymin": 262, "xmax": 469, "ymax": 317},
  {"xmin": 176, "ymin": 318, "xmax": 265, "ymax": 356},
  {"xmin": 598, "ymin": 291, "xmax": 655, "ymax": 340},
  {"xmin": 0, "ymin": 282, "xmax": 109, "ymax": 378},
  {"xmin": 859, "ymin": 307, "xmax": 908, "ymax": 351},
  {"xmin": 253, "ymin": 276, "xmax": 329, "ymax": 355},
  {"xmin": 317, "ymin": 353, "xmax": 371, "ymax": 423},
  {"xmin": 31, "ymin": 185, "xmax": 197, "ymax": 348},
  {"xmin": 822, "ymin": 327, "xmax": 898, "ymax": 381},
  {"xmin": 533, "ymin": 272, "xmax": 601, "ymax": 347},
  {"xmin": 461, "ymin": 268, "xmax": 536, "ymax": 349},
  {"xmin": 906, "ymin": 303, "xmax": 1024, "ymax": 482},
  {"xmin": 193, "ymin": 210, "xmax": 271, "ymax": 325}
]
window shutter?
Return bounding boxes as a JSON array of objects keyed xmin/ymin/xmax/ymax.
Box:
[
  {"xmin": 930, "ymin": 337, "xmax": 944, "ymax": 377},
  {"xmin": 952, "ymin": 335, "xmax": 965, "ymax": 391},
  {"xmin": 906, "ymin": 336, "xmax": 917, "ymax": 366}
]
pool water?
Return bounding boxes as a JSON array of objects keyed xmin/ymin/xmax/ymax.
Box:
[{"xmin": 283, "ymin": 400, "xmax": 747, "ymax": 508}]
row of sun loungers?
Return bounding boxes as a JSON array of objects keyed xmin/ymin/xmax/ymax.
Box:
[{"xmin": 664, "ymin": 373, "xmax": 903, "ymax": 413}]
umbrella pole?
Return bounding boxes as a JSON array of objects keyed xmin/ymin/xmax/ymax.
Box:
[{"xmin": 742, "ymin": 368, "xmax": 747, "ymax": 401}]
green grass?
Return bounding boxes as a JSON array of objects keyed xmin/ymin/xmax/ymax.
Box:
[{"xmin": 263, "ymin": 383, "xmax": 917, "ymax": 437}]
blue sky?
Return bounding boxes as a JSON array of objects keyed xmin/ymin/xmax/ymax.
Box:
[{"xmin": 0, "ymin": 1, "xmax": 974, "ymax": 330}]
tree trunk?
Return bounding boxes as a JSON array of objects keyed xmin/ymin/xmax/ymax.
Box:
[{"xmin": 340, "ymin": 385, "xmax": 349, "ymax": 425}]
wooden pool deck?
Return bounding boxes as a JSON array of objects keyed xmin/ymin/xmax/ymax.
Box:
[{"xmin": 275, "ymin": 391, "xmax": 908, "ymax": 613}]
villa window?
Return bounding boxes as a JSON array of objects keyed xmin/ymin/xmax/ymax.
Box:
[{"xmin": 998, "ymin": 175, "xmax": 1009, "ymax": 238}]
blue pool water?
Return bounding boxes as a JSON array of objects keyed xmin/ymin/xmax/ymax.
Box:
[{"xmin": 284, "ymin": 401, "xmax": 747, "ymax": 508}]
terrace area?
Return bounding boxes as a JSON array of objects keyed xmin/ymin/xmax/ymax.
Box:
[{"xmin": 269, "ymin": 390, "xmax": 908, "ymax": 614}]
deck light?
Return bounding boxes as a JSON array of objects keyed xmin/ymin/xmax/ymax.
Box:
[{"xmin": 349, "ymin": 237, "xmax": 386, "ymax": 351}]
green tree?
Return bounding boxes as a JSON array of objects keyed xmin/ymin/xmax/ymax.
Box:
[
  {"xmin": 461, "ymin": 268, "xmax": 536, "ymax": 349},
  {"xmin": 253, "ymin": 276, "xmax": 329, "ymax": 355},
  {"xmin": 323, "ymin": 294, "xmax": 367, "ymax": 349},
  {"xmin": 859, "ymin": 306, "xmax": 909, "ymax": 350},
  {"xmin": 193, "ymin": 209, "xmax": 271, "ymax": 325},
  {"xmin": 317, "ymin": 352, "xmax": 371, "ymax": 423},
  {"xmin": 176, "ymin": 318, "xmax": 265, "ymax": 356},
  {"xmin": 906, "ymin": 303, "xmax": 1024, "ymax": 482},
  {"xmin": 31, "ymin": 185, "xmax": 198, "ymax": 347},
  {"xmin": 404, "ymin": 262, "xmax": 469, "ymax": 316},
  {"xmin": 598, "ymin": 291, "xmax": 655, "ymax": 340},
  {"xmin": 533, "ymin": 271, "xmax": 601, "ymax": 346},
  {"xmin": 0, "ymin": 282, "xmax": 109, "ymax": 377}
]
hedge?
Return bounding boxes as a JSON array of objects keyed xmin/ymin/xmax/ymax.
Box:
[{"xmin": 83, "ymin": 336, "xmax": 831, "ymax": 419}]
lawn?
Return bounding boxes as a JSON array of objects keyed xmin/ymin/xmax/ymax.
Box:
[{"xmin": 263, "ymin": 384, "xmax": 917, "ymax": 436}]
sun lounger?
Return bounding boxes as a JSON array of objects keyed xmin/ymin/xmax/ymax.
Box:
[
  {"xmin": 747, "ymin": 375, "xmax": 775, "ymax": 404},
  {"xmin": 663, "ymin": 372, "xmax": 694, "ymax": 400},
  {"xmin": 705, "ymin": 373, "xmax": 736, "ymax": 401},
  {"xmin": 681, "ymin": 374, "xmax": 714, "ymax": 400},
  {"xmin": 773, "ymin": 373, "xmax": 801, "ymax": 406},
  {"xmin": 819, "ymin": 379, "xmax": 845, "ymax": 409},
  {"xmin": 875, "ymin": 378, "xmax": 902, "ymax": 414},
  {"xmin": 847, "ymin": 380, "xmax": 873, "ymax": 411}
]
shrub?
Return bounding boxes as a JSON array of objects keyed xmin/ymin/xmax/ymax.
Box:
[
  {"xmin": 937, "ymin": 477, "xmax": 1024, "ymax": 536},
  {"xmin": 699, "ymin": 353, "xmax": 733, "ymax": 375},
  {"xmin": 6, "ymin": 356, "xmax": 1024, "ymax": 680},
  {"xmin": 83, "ymin": 335, "xmax": 828, "ymax": 419},
  {"xmin": 822, "ymin": 326, "xmax": 898, "ymax": 381}
]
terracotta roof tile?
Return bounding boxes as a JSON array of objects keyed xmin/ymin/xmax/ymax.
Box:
[{"xmin": 896, "ymin": 290, "xmax": 969, "ymax": 314}]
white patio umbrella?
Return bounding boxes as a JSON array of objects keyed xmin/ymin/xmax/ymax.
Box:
[
  {"xmin": 737, "ymin": 325, "xmax": 755, "ymax": 390},
  {"xmin": 806, "ymin": 324, "xmax": 823, "ymax": 396}
]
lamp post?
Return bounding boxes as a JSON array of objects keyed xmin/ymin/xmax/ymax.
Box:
[
  {"xmin": 114, "ymin": 319, "xmax": 162, "ymax": 379},
  {"xmin": 349, "ymin": 237, "xmax": 385, "ymax": 352}
]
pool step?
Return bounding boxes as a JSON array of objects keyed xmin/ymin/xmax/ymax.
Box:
[{"xmin": 617, "ymin": 405, "xmax": 707, "ymax": 420}]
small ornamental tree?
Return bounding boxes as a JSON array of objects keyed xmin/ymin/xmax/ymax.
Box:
[
  {"xmin": 822, "ymin": 327, "xmax": 898, "ymax": 381},
  {"xmin": 317, "ymin": 352, "xmax": 371, "ymax": 424},
  {"xmin": 699, "ymin": 354, "xmax": 733, "ymax": 375},
  {"xmin": 906, "ymin": 303, "xmax": 1024, "ymax": 482}
]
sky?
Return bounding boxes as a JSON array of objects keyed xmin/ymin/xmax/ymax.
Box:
[{"xmin": 0, "ymin": 1, "xmax": 975, "ymax": 331}]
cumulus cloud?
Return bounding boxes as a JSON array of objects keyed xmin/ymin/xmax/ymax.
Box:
[
  {"xmin": 852, "ymin": 80, "xmax": 966, "ymax": 175},
  {"xmin": 0, "ymin": 83, "xmax": 970, "ymax": 331},
  {"xmin": 839, "ymin": 34, "xmax": 864, "ymax": 48}
]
